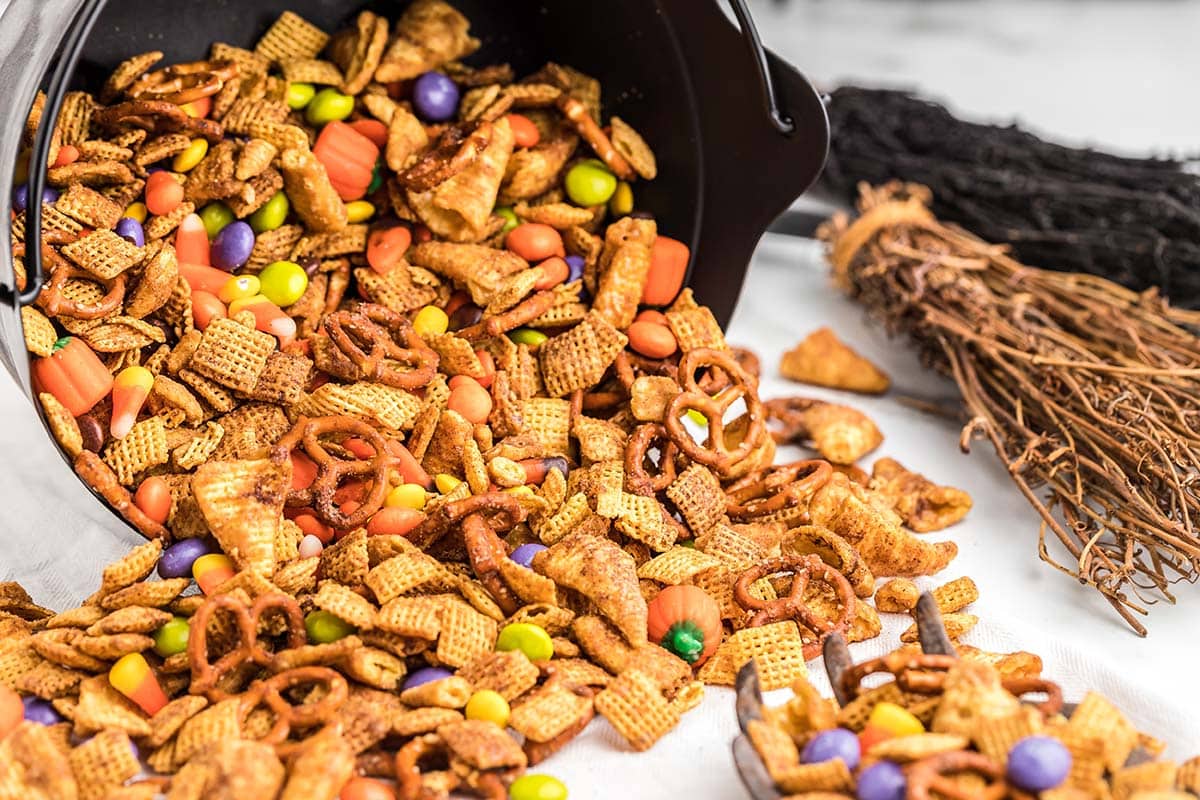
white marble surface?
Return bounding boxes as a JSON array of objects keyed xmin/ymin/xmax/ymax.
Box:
[{"xmin": 749, "ymin": 0, "xmax": 1200, "ymax": 156}]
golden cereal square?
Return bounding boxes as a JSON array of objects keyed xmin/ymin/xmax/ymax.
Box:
[
  {"xmin": 436, "ymin": 601, "xmax": 499, "ymax": 669},
  {"xmin": 725, "ymin": 622, "xmax": 808, "ymax": 691},
  {"xmin": 255, "ymin": 11, "xmax": 330, "ymax": 63},
  {"xmin": 62, "ymin": 229, "xmax": 142, "ymax": 280},
  {"xmin": 189, "ymin": 317, "xmax": 276, "ymax": 393},
  {"xmin": 594, "ymin": 669, "xmax": 680, "ymax": 752}
]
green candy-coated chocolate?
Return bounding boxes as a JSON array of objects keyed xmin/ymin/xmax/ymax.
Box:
[
  {"xmin": 495, "ymin": 622, "xmax": 553, "ymax": 662},
  {"xmin": 258, "ymin": 260, "xmax": 309, "ymax": 307},
  {"xmin": 152, "ymin": 617, "xmax": 190, "ymax": 657},
  {"xmin": 198, "ymin": 203, "xmax": 235, "ymax": 238},
  {"xmin": 287, "ymin": 82, "xmax": 316, "ymax": 110},
  {"xmin": 508, "ymin": 774, "xmax": 568, "ymax": 800},
  {"xmin": 306, "ymin": 88, "xmax": 355, "ymax": 125},
  {"xmin": 305, "ymin": 610, "xmax": 355, "ymax": 644},
  {"xmin": 564, "ymin": 161, "xmax": 617, "ymax": 207},
  {"xmin": 250, "ymin": 191, "xmax": 290, "ymax": 233}
]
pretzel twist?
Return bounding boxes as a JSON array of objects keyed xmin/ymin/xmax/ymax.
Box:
[
  {"xmin": 93, "ymin": 99, "xmax": 224, "ymax": 141},
  {"xmin": 17, "ymin": 233, "xmax": 126, "ymax": 321},
  {"xmin": 907, "ymin": 751, "xmax": 1013, "ymax": 800},
  {"xmin": 664, "ymin": 348, "xmax": 767, "ymax": 476},
  {"xmin": 734, "ymin": 554, "xmax": 856, "ymax": 659},
  {"xmin": 395, "ymin": 734, "xmax": 462, "ymax": 800},
  {"xmin": 725, "ymin": 459, "xmax": 832, "ymax": 520},
  {"xmin": 272, "ymin": 415, "xmax": 394, "ymax": 530},
  {"xmin": 324, "ymin": 303, "xmax": 438, "ymax": 389},
  {"xmin": 624, "ymin": 423, "xmax": 679, "ymax": 496},
  {"xmin": 398, "ymin": 120, "xmax": 493, "ymax": 192},
  {"xmin": 187, "ymin": 593, "xmax": 307, "ymax": 700},
  {"xmin": 127, "ymin": 59, "xmax": 239, "ymax": 105}
]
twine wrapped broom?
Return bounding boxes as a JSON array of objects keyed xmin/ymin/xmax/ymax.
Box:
[{"xmin": 823, "ymin": 182, "xmax": 1200, "ymax": 634}]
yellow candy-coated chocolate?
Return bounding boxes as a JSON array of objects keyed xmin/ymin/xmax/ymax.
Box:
[
  {"xmin": 413, "ymin": 305, "xmax": 449, "ymax": 338},
  {"xmin": 385, "ymin": 483, "xmax": 428, "ymax": 510},
  {"xmin": 465, "ymin": 689, "xmax": 510, "ymax": 727},
  {"xmin": 345, "ymin": 200, "xmax": 376, "ymax": 224},
  {"xmin": 173, "ymin": 139, "xmax": 209, "ymax": 173}
]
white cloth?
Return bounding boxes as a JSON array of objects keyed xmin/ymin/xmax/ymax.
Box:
[{"xmin": 1, "ymin": 235, "xmax": 1197, "ymax": 800}]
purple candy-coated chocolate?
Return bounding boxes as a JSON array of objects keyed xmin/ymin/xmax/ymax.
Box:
[
  {"xmin": 22, "ymin": 697, "xmax": 63, "ymax": 726},
  {"xmin": 542, "ymin": 456, "xmax": 570, "ymax": 481},
  {"xmin": 210, "ymin": 221, "xmax": 255, "ymax": 271},
  {"xmin": 402, "ymin": 667, "xmax": 453, "ymax": 691},
  {"xmin": 509, "ymin": 543, "xmax": 547, "ymax": 569},
  {"xmin": 12, "ymin": 184, "xmax": 59, "ymax": 214},
  {"xmin": 412, "ymin": 72, "xmax": 459, "ymax": 122},
  {"xmin": 114, "ymin": 217, "xmax": 145, "ymax": 247},
  {"xmin": 857, "ymin": 761, "xmax": 905, "ymax": 800},
  {"xmin": 800, "ymin": 728, "xmax": 861, "ymax": 771},
  {"xmin": 1006, "ymin": 736, "xmax": 1071, "ymax": 792},
  {"xmin": 564, "ymin": 254, "xmax": 585, "ymax": 284},
  {"xmin": 158, "ymin": 537, "xmax": 214, "ymax": 579}
]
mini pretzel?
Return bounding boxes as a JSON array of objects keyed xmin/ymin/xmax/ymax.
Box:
[
  {"xmin": 763, "ymin": 396, "xmax": 818, "ymax": 444},
  {"xmin": 556, "ymin": 94, "xmax": 635, "ymax": 181},
  {"xmin": 407, "ymin": 492, "xmax": 528, "ymax": 550},
  {"xmin": 395, "ymin": 734, "xmax": 463, "ymax": 800},
  {"xmin": 624, "ymin": 423, "xmax": 678, "ymax": 496},
  {"xmin": 238, "ymin": 666, "xmax": 349, "ymax": 752},
  {"xmin": 725, "ymin": 459, "xmax": 832, "ymax": 521},
  {"xmin": 398, "ymin": 119, "xmax": 493, "ymax": 192},
  {"xmin": 734, "ymin": 554, "xmax": 857, "ymax": 659},
  {"xmin": 665, "ymin": 348, "xmax": 767, "ymax": 476},
  {"xmin": 272, "ymin": 415, "xmax": 394, "ymax": 529},
  {"xmin": 1001, "ymin": 677, "xmax": 1064, "ymax": 716},
  {"xmin": 188, "ymin": 592, "xmax": 307, "ymax": 700},
  {"xmin": 74, "ymin": 451, "xmax": 168, "ymax": 540},
  {"xmin": 907, "ymin": 751, "xmax": 1013, "ymax": 800},
  {"xmin": 324, "ymin": 303, "xmax": 438, "ymax": 389},
  {"xmin": 93, "ymin": 99, "xmax": 224, "ymax": 141},
  {"xmin": 624, "ymin": 351, "xmax": 680, "ymax": 383},
  {"xmin": 729, "ymin": 346, "xmax": 761, "ymax": 380},
  {"xmin": 16, "ymin": 234, "xmax": 126, "ymax": 321},
  {"xmin": 463, "ymin": 511, "xmax": 522, "ymax": 616},
  {"xmin": 457, "ymin": 290, "xmax": 559, "ymax": 340},
  {"xmin": 127, "ymin": 59, "xmax": 239, "ymax": 105},
  {"xmin": 837, "ymin": 650, "xmax": 959, "ymax": 703}
]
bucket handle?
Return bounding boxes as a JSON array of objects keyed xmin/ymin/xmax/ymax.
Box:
[
  {"xmin": 727, "ymin": 0, "xmax": 795, "ymax": 136},
  {"xmin": 18, "ymin": 0, "xmax": 108, "ymax": 307}
]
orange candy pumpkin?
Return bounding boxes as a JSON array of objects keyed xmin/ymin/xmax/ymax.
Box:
[
  {"xmin": 646, "ymin": 584, "xmax": 722, "ymax": 666},
  {"xmin": 32, "ymin": 336, "xmax": 113, "ymax": 416}
]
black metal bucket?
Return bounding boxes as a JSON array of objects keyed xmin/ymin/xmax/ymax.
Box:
[{"xmin": 0, "ymin": 0, "xmax": 828, "ymax": 565}]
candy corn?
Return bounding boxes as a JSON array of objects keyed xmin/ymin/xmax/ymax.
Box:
[
  {"xmin": 111, "ymin": 366, "xmax": 153, "ymax": 438},
  {"xmin": 868, "ymin": 701, "xmax": 925, "ymax": 736},
  {"xmin": 228, "ymin": 295, "xmax": 297, "ymax": 343},
  {"xmin": 109, "ymin": 653, "xmax": 168, "ymax": 715},
  {"xmin": 175, "ymin": 213, "xmax": 211, "ymax": 266},
  {"xmin": 179, "ymin": 262, "xmax": 238, "ymax": 295},
  {"xmin": 192, "ymin": 553, "xmax": 235, "ymax": 594}
]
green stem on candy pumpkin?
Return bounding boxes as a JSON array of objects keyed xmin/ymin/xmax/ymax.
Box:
[{"xmin": 662, "ymin": 620, "xmax": 704, "ymax": 663}]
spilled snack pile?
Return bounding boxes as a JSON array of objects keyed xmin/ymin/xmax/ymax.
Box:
[{"xmin": 0, "ymin": 3, "xmax": 1186, "ymax": 799}]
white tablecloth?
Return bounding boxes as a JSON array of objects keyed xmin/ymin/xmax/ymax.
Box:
[{"xmin": 2, "ymin": 234, "xmax": 1198, "ymax": 798}]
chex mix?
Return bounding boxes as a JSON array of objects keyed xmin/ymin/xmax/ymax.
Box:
[{"xmin": 3, "ymin": 3, "xmax": 1193, "ymax": 799}]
